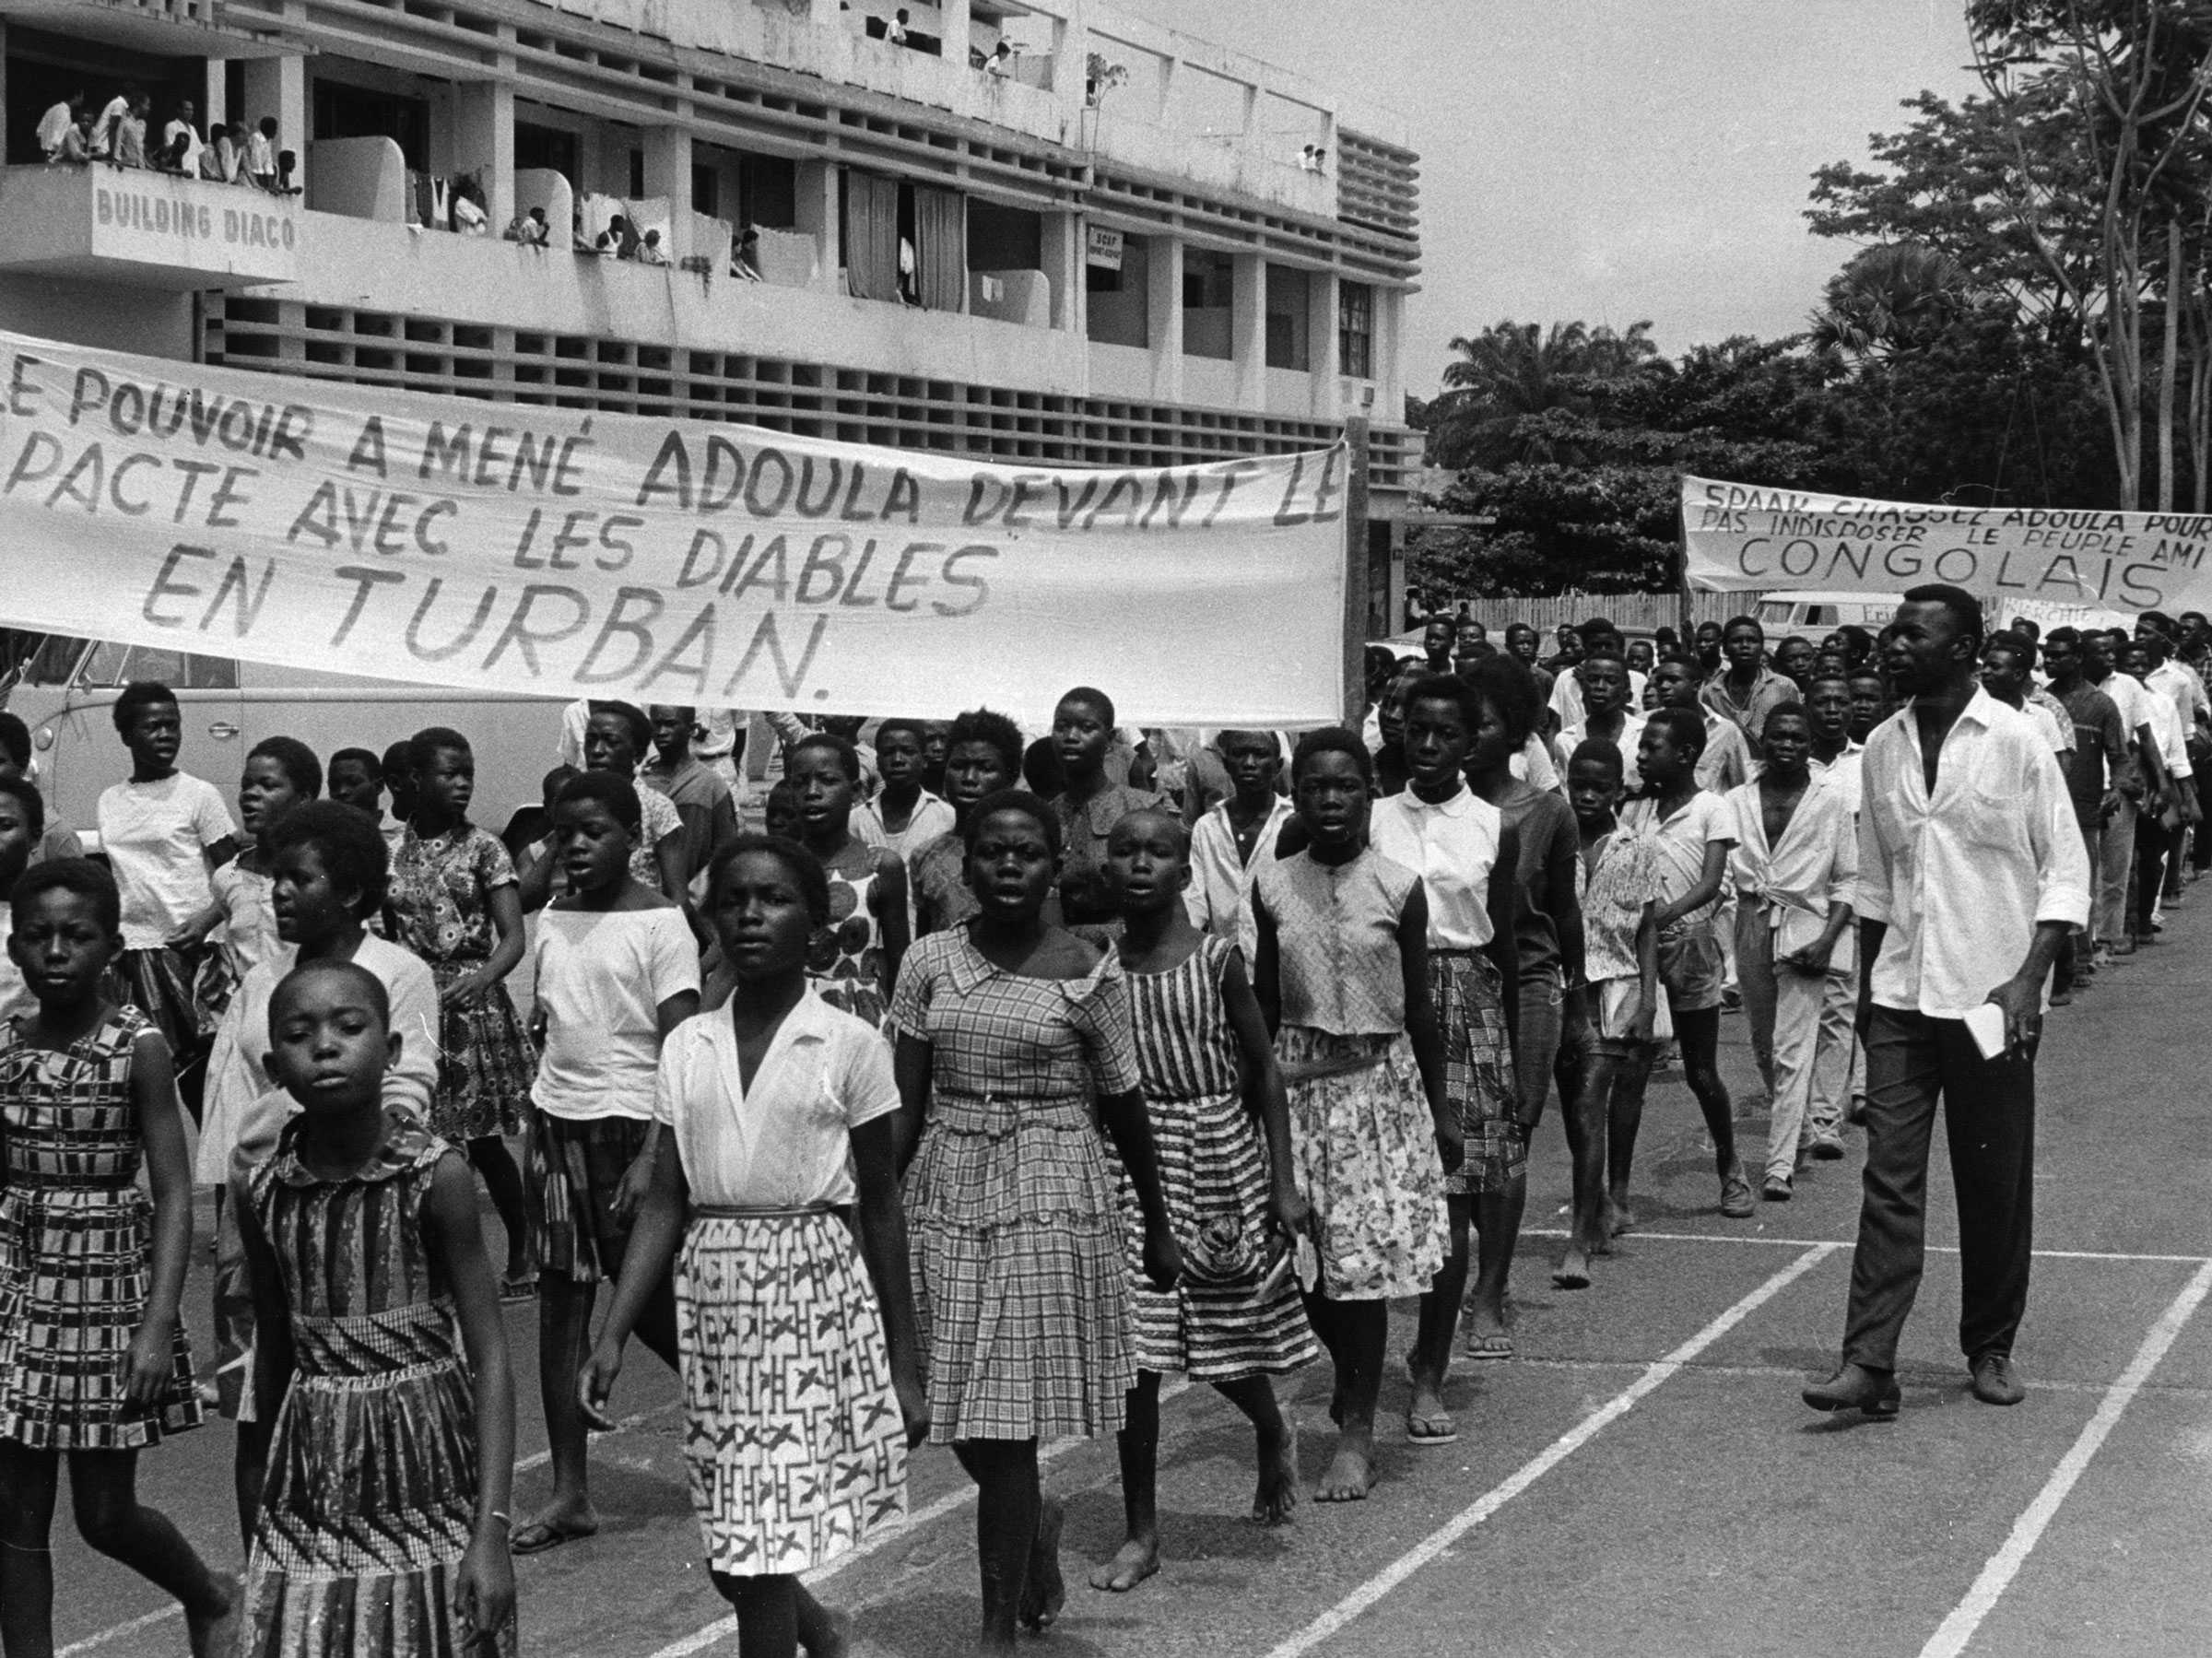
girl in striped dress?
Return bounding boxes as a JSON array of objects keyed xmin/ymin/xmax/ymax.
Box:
[
  {"xmin": 234, "ymin": 958, "xmax": 516, "ymax": 1656},
  {"xmin": 0, "ymin": 860, "xmax": 238, "ymax": 1658},
  {"xmin": 1089, "ymin": 807, "xmax": 1318, "ymax": 1594},
  {"xmin": 891, "ymin": 790, "xmax": 1179, "ymax": 1651}
]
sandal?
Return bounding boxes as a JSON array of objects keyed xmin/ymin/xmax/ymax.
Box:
[
  {"xmin": 510, "ymin": 1518, "xmax": 596, "ymax": 1557},
  {"xmin": 1463, "ymin": 1329, "xmax": 1515, "ymax": 1361},
  {"xmin": 500, "ymin": 1274, "xmax": 537, "ymax": 1303},
  {"xmin": 1405, "ymin": 1406, "xmax": 1459, "ymax": 1444}
]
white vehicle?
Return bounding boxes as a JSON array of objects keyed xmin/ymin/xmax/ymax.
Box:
[
  {"xmin": 0, "ymin": 633, "xmax": 568, "ymax": 851},
  {"xmin": 1752, "ymin": 592, "xmax": 1906, "ymax": 634}
]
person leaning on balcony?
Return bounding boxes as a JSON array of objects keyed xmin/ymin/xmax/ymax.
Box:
[
  {"xmin": 109, "ymin": 95, "xmax": 150, "ymax": 171},
  {"xmin": 887, "ymin": 6, "xmax": 909, "ymax": 43},
  {"xmin": 89, "ymin": 86, "xmax": 131, "ymax": 157},
  {"xmin": 988, "ymin": 40, "xmax": 1014, "ymax": 75},
  {"xmin": 637, "ymin": 229, "xmax": 672, "ymax": 266},
  {"xmin": 56, "ymin": 110, "xmax": 96, "ymax": 167},
  {"xmin": 245, "ymin": 116, "xmax": 277, "ymax": 190},
  {"xmin": 162, "ymin": 100, "xmax": 204, "ymax": 177},
  {"xmin": 733, "ymin": 225, "xmax": 763, "ymax": 280},
  {"xmin": 36, "ymin": 91, "xmax": 83, "ymax": 160}
]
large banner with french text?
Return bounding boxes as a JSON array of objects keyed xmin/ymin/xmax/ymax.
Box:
[
  {"xmin": 1681, "ymin": 475, "xmax": 2212, "ymax": 617},
  {"xmin": 0, "ymin": 330, "xmax": 1350, "ymax": 723}
]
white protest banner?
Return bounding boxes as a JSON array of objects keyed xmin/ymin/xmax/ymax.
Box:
[
  {"xmin": 0, "ymin": 329, "xmax": 1350, "ymax": 724},
  {"xmin": 1681, "ymin": 475, "xmax": 2212, "ymax": 617}
]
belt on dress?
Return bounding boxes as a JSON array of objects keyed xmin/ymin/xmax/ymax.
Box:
[{"xmin": 689, "ymin": 1202, "xmax": 840, "ymax": 1220}]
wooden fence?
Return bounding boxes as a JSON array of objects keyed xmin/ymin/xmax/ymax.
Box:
[{"xmin": 1397, "ymin": 592, "xmax": 1760, "ymax": 640}]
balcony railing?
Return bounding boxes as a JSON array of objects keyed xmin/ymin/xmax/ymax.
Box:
[{"xmin": 0, "ymin": 165, "xmax": 300, "ymax": 288}]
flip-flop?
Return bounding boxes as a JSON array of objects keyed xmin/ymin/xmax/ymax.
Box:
[
  {"xmin": 1463, "ymin": 1330, "xmax": 1516, "ymax": 1361},
  {"xmin": 499, "ymin": 1275, "xmax": 537, "ymax": 1303},
  {"xmin": 510, "ymin": 1519, "xmax": 596, "ymax": 1557},
  {"xmin": 1405, "ymin": 1408, "xmax": 1458, "ymax": 1445}
]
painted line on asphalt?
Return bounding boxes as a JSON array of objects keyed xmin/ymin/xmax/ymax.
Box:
[
  {"xmin": 1917, "ymin": 1256, "xmax": 2212, "ymax": 1658},
  {"xmin": 1255, "ymin": 1241, "xmax": 1841, "ymax": 1658},
  {"xmin": 1521, "ymin": 1227, "xmax": 2212, "ymax": 1264},
  {"xmin": 644, "ymin": 1380, "xmax": 1194, "ymax": 1658}
]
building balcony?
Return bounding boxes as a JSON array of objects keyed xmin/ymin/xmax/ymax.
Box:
[
  {"xmin": 0, "ymin": 0, "xmax": 297, "ymax": 55},
  {"xmin": 0, "ymin": 165, "xmax": 300, "ymax": 288}
]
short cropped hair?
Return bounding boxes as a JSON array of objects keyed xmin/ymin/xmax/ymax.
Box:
[
  {"xmin": 1901, "ymin": 582, "xmax": 1985, "ymax": 649},
  {"xmin": 1056, "ymin": 685, "xmax": 1116, "ymax": 728},
  {"xmin": 112, "ymin": 680, "xmax": 176, "ymax": 736},
  {"xmin": 586, "ymin": 700, "xmax": 653, "ymax": 755},
  {"xmin": 267, "ymin": 800, "xmax": 392, "ymax": 918},
  {"xmin": 872, "ymin": 716, "xmax": 928, "ymax": 751},
  {"xmin": 329, "ymin": 746, "xmax": 381, "ymax": 783},
  {"xmin": 1290, "ymin": 725, "xmax": 1375, "ymax": 787},
  {"xmin": 0, "ymin": 774, "xmax": 45, "ymax": 839},
  {"xmin": 1567, "ymin": 737, "xmax": 1623, "ymax": 780},
  {"xmin": 708, "ymin": 834, "xmax": 830, "ymax": 925},
  {"xmin": 10, "ymin": 856, "xmax": 119, "ymax": 932},
  {"xmin": 1644, "ymin": 705, "xmax": 1708, "ymax": 758},
  {"xmin": 407, "ymin": 725, "xmax": 470, "ymax": 773},
  {"xmin": 961, "ymin": 788, "xmax": 1062, "ymax": 859},
  {"xmin": 270, "ymin": 957, "xmax": 390, "ymax": 1029},
  {"xmin": 1761, "ymin": 700, "xmax": 1811, "ymax": 735},
  {"xmin": 790, "ymin": 731, "xmax": 862, "ymax": 782},
  {"xmin": 0, "ymin": 713, "xmax": 29, "ymax": 770},
  {"xmin": 946, "ymin": 708, "xmax": 1024, "ymax": 779},
  {"xmin": 554, "ymin": 770, "xmax": 641, "ymax": 833},
  {"xmin": 1461, "ymin": 655, "xmax": 1541, "ymax": 749},
  {"xmin": 249, "ymin": 735, "xmax": 322, "ymax": 801}
]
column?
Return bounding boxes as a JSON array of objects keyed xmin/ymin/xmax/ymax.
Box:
[
  {"xmin": 453, "ymin": 79, "xmax": 516, "ymax": 231},
  {"xmin": 1050, "ymin": 0, "xmax": 1089, "ymax": 103},
  {"xmin": 1375, "ymin": 286, "xmax": 1405, "ymax": 424},
  {"xmin": 1147, "ymin": 231, "xmax": 1182, "ymax": 404},
  {"xmin": 1040, "ymin": 210, "xmax": 1081, "ymax": 332},
  {"xmin": 1309, "ymin": 267, "xmax": 1340, "ymax": 418},
  {"xmin": 938, "ymin": 0, "xmax": 971, "ymax": 64},
  {"xmin": 1231, "ymin": 251, "xmax": 1265, "ymax": 409},
  {"xmin": 642, "ymin": 117, "xmax": 693, "ymax": 259},
  {"xmin": 794, "ymin": 159, "xmax": 841, "ymax": 293},
  {"xmin": 241, "ymin": 48, "xmax": 306, "ymax": 179},
  {"xmin": 204, "ymin": 60, "xmax": 226, "ymax": 131}
]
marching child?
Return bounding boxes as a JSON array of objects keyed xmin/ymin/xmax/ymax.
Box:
[
  {"xmin": 785, "ymin": 734, "xmax": 909, "ymax": 1028},
  {"xmin": 387, "ymin": 727, "xmax": 537, "ymax": 1296},
  {"xmin": 0, "ymin": 860, "xmax": 238, "ymax": 1658},
  {"xmin": 234, "ymin": 958, "xmax": 516, "ymax": 1655},
  {"xmin": 0, "ymin": 776, "xmax": 42, "ymax": 1024},
  {"xmin": 582, "ymin": 838, "xmax": 927, "ymax": 1658},
  {"xmin": 514, "ymin": 772, "xmax": 700, "ymax": 1557},
  {"xmin": 1089, "ymin": 807, "xmax": 1317, "ymax": 1593},
  {"xmin": 909, "ymin": 709, "xmax": 1023, "ymax": 938},
  {"xmin": 177, "ymin": 737, "xmax": 320, "ymax": 1028},
  {"xmin": 1252, "ymin": 729, "xmax": 1452, "ymax": 1503}
]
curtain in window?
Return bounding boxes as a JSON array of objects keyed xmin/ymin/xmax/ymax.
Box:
[
  {"xmin": 914, "ymin": 185, "xmax": 967, "ymax": 312},
  {"xmin": 843, "ymin": 171, "xmax": 900, "ymax": 301}
]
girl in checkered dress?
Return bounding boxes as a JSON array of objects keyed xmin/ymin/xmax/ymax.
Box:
[
  {"xmin": 891, "ymin": 791, "xmax": 1180, "ymax": 1650},
  {"xmin": 0, "ymin": 860, "xmax": 239, "ymax": 1657}
]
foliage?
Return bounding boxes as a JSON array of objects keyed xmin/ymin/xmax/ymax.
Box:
[{"xmin": 1424, "ymin": 320, "xmax": 1659, "ymax": 471}]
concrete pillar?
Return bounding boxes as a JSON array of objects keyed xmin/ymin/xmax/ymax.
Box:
[
  {"xmin": 204, "ymin": 60, "xmax": 226, "ymax": 130},
  {"xmin": 1050, "ymin": 0, "xmax": 1088, "ymax": 104},
  {"xmin": 453, "ymin": 80, "xmax": 515, "ymax": 230},
  {"xmin": 1309, "ymin": 268, "xmax": 1339, "ymax": 418},
  {"xmin": 938, "ymin": 0, "xmax": 971, "ymax": 63},
  {"xmin": 795, "ymin": 159, "xmax": 841, "ymax": 293},
  {"xmin": 1232, "ymin": 252, "xmax": 1265, "ymax": 408},
  {"xmin": 1147, "ymin": 232, "xmax": 1182, "ymax": 404},
  {"xmin": 241, "ymin": 48, "xmax": 306, "ymax": 178},
  {"xmin": 1375, "ymin": 286, "xmax": 1404, "ymax": 424},
  {"xmin": 1041, "ymin": 210, "xmax": 1081, "ymax": 332},
  {"xmin": 642, "ymin": 117, "xmax": 693, "ymax": 259}
]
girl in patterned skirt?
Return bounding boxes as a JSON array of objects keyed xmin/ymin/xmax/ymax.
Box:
[
  {"xmin": 1089, "ymin": 807, "xmax": 1318, "ymax": 1594},
  {"xmin": 387, "ymin": 727, "xmax": 536, "ymax": 1297},
  {"xmin": 1252, "ymin": 729, "xmax": 1453, "ymax": 1505},
  {"xmin": 0, "ymin": 860, "xmax": 238, "ymax": 1657},
  {"xmin": 788, "ymin": 734, "xmax": 908, "ymax": 1029},
  {"xmin": 583, "ymin": 837, "xmax": 926, "ymax": 1658},
  {"xmin": 892, "ymin": 790, "xmax": 1179, "ymax": 1652},
  {"xmin": 234, "ymin": 958, "xmax": 516, "ymax": 1656}
]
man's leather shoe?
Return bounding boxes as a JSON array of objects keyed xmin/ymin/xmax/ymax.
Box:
[
  {"xmin": 1971, "ymin": 1353, "xmax": 2025, "ymax": 1405},
  {"xmin": 1802, "ymin": 1361, "xmax": 1900, "ymax": 1418}
]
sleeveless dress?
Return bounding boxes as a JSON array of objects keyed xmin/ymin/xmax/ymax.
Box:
[
  {"xmin": 0, "ymin": 1009, "xmax": 201, "ymax": 1449},
  {"xmin": 891, "ymin": 927, "xmax": 1140, "ymax": 1444},
  {"xmin": 810, "ymin": 861, "xmax": 889, "ymax": 1029},
  {"xmin": 241, "ymin": 1112, "xmax": 515, "ymax": 1657},
  {"xmin": 1120, "ymin": 936, "xmax": 1318, "ymax": 1381}
]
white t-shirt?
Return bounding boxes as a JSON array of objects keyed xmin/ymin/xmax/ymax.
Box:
[
  {"xmin": 97, "ymin": 773, "xmax": 236, "ymax": 948},
  {"xmin": 1619, "ymin": 792, "xmax": 1735, "ymax": 923},
  {"xmin": 653, "ymin": 993, "xmax": 899, "ymax": 1209},
  {"xmin": 532, "ymin": 906, "xmax": 700, "ymax": 1121}
]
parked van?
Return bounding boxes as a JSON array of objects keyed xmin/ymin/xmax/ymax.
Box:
[
  {"xmin": 0, "ymin": 635, "xmax": 567, "ymax": 851},
  {"xmin": 1752, "ymin": 592, "xmax": 1906, "ymax": 634}
]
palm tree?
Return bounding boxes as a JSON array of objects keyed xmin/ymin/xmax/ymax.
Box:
[
  {"xmin": 1809, "ymin": 242, "xmax": 1977, "ymax": 363},
  {"xmin": 1429, "ymin": 319, "xmax": 1658, "ymax": 469}
]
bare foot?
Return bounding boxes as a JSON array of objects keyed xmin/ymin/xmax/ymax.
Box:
[
  {"xmin": 1088, "ymin": 1535, "xmax": 1160, "ymax": 1593},
  {"xmin": 1314, "ymin": 1436, "xmax": 1374, "ymax": 1502},
  {"xmin": 1252, "ymin": 1421, "xmax": 1300, "ymax": 1525},
  {"xmin": 1019, "ymin": 1497, "xmax": 1066, "ymax": 1631},
  {"xmin": 1553, "ymin": 1245, "xmax": 1592, "ymax": 1288},
  {"xmin": 185, "ymin": 1572, "xmax": 240, "ymax": 1658},
  {"xmin": 1605, "ymin": 1195, "xmax": 1635, "ymax": 1238}
]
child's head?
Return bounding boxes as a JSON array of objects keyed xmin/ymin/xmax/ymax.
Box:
[
  {"xmin": 552, "ymin": 772, "xmax": 641, "ymax": 895},
  {"xmin": 112, "ymin": 680, "xmax": 180, "ymax": 771},
  {"xmin": 1773, "ymin": 635, "xmax": 1817, "ymax": 687},
  {"xmin": 584, "ymin": 700, "xmax": 652, "ymax": 775},
  {"xmin": 1806, "ymin": 674, "xmax": 1853, "ymax": 749},
  {"xmin": 1566, "ymin": 739, "xmax": 1624, "ymax": 828},
  {"xmin": 268, "ymin": 801, "xmax": 389, "ymax": 942},
  {"xmin": 1650, "ymin": 653, "xmax": 1703, "ymax": 712},
  {"xmin": 787, "ymin": 735, "xmax": 860, "ymax": 842},
  {"xmin": 1288, "ymin": 728, "xmax": 1372, "ymax": 853},
  {"xmin": 707, "ymin": 835, "xmax": 829, "ymax": 982},
  {"xmin": 1105, "ymin": 806, "xmax": 1191, "ymax": 918},
  {"xmin": 960, "ymin": 790, "xmax": 1061, "ymax": 921},
  {"xmin": 940, "ymin": 709, "xmax": 1022, "ymax": 813},
  {"xmin": 541, "ymin": 762, "xmax": 580, "ymax": 817},
  {"xmin": 327, "ymin": 747, "xmax": 383, "ymax": 816},
  {"xmin": 0, "ymin": 776, "xmax": 44, "ymax": 891},
  {"xmin": 1052, "ymin": 687, "xmax": 1115, "ymax": 782},
  {"xmin": 762, "ymin": 780, "xmax": 802, "ymax": 841},
  {"xmin": 1577, "ymin": 650, "xmax": 1629, "ymax": 717},
  {"xmin": 241, "ymin": 736, "xmax": 320, "ymax": 844},
  {"xmin": 874, "ymin": 718, "xmax": 928, "ymax": 794},
  {"xmin": 1636, "ymin": 706, "xmax": 1707, "ymax": 790},
  {"xmin": 1722, "ymin": 615, "xmax": 1765, "ymax": 670},
  {"xmin": 1215, "ymin": 729, "xmax": 1282, "ymax": 804},
  {"xmin": 7, "ymin": 860, "xmax": 122, "ymax": 1005},
  {"xmin": 266, "ymin": 958, "xmax": 395, "ymax": 1116},
  {"xmin": 1401, "ymin": 675, "xmax": 1483, "ymax": 792},
  {"xmin": 381, "ymin": 740, "xmax": 417, "ymax": 816},
  {"xmin": 0, "ymin": 712, "xmax": 32, "ymax": 781},
  {"xmin": 648, "ymin": 705, "xmax": 695, "ymax": 764},
  {"xmin": 406, "ymin": 726, "xmax": 474, "ymax": 821},
  {"xmin": 1626, "ymin": 639, "xmax": 1656, "ymax": 677},
  {"xmin": 1761, "ymin": 703, "xmax": 1812, "ymax": 777}
]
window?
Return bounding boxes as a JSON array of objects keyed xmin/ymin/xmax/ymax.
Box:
[
  {"xmin": 1182, "ymin": 250, "xmax": 1234, "ymax": 360},
  {"xmin": 76, "ymin": 643, "xmax": 237, "ymax": 690},
  {"xmin": 692, "ymin": 164, "xmax": 719, "ymax": 219},
  {"xmin": 1265, "ymin": 265, "xmax": 1312, "ymax": 371},
  {"xmin": 312, "ymin": 78, "xmax": 429, "ymax": 169},
  {"xmin": 515, "ymin": 121, "xmax": 579, "ymax": 184},
  {"xmin": 1086, "ymin": 233, "xmax": 1148, "ymax": 347},
  {"xmin": 1339, "ymin": 281, "xmax": 1374, "ymax": 380}
]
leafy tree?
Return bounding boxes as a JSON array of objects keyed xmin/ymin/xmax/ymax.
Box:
[{"xmin": 1424, "ymin": 319, "xmax": 1659, "ymax": 471}]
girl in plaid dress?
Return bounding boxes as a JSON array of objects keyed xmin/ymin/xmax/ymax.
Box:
[
  {"xmin": 0, "ymin": 860, "xmax": 239, "ymax": 1657},
  {"xmin": 386, "ymin": 728, "xmax": 535, "ymax": 1297},
  {"xmin": 892, "ymin": 791, "xmax": 1179, "ymax": 1651}
]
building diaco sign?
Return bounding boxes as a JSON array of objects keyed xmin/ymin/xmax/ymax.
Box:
[{"xmin": 89, "ymin": 176, "xmax": 299, "ymax": 281}]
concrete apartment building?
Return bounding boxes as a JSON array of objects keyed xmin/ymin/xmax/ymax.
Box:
[{"xmin": 0, "ymin": 0, "xmax": 1420, "ymax": 628}]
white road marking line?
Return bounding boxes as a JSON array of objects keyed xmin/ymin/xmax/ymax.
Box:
[
  {"xmin": 1917, "ymin": 1257, "xmax": 2212, "ymax": 1658},
  {"xmin": 1255, "ymin": 1242, "xmax": 1841, "ymax": 1658},
  {"xmin": 1521, "ymin": 1227, "xmax": 2212, "ymax": 1264},
  {"xmin": 643, "ymin": 1380, "xmax": 1194, "ymax": 1658}
]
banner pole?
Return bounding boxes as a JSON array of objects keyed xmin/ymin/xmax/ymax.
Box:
[{"xmin": 1344, "ymin": 396, "xmax": 1372, "ymax": 727}]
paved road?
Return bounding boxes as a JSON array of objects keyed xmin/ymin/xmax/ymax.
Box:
[{"xmin": 50, "ymin": 902, "xmax": 2212, "ymax": 1657}]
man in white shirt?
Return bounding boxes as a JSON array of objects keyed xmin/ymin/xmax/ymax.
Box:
[
  {"xmin": 36, "ymin": 93, "xmax": 81, "ymax": 159},
  {"xmin": 1558, "ymin": 650, "xmax": 1646, "ymax": 793},
  {"xmin": 161, "ymin": 100, "xmax": 204, "ymax": 176},
  {"xmin": 2119, "ymin": 635, "xmax": 2199, "ymax": 941},
  {"xmin": 1805, "ymin": 585, "xmax": 2088, "ymax": 1419},
  {"xmin": 90, "ymin": 88, "xmax": 131, "ymax": 157},
  {"xmin": 2083, "ymin": 628, "xmax": 2169, "ymax": 957},
  {"xmin": 1548, "ymin": 618, "xmax": 1647, "ymax": 730},
  {"xmin": 1185, "ymin": 729, "xmax": 1293, "ymax": 963}
]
